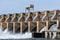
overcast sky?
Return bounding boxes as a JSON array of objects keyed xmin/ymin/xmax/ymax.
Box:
[{"xmin": 0, "ymin": 0, "xmax": 60, "ymax": 14}]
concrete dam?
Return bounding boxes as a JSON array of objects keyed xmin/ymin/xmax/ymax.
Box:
[{"xmin": 0, "ymin": 10, "xmax": 60, "ymax": 38}]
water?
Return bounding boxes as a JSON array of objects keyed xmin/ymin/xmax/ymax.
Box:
[
  {"xmin": 40, "ymin": 24, "xmax": 57, "ymax": 32},
  {"xmin": 40, "ymin": 24, "xmax": 58, "ymax": 39},
  {"xmin": 0, "ymin": 28, "xmax": 32, "ymax": 39},
  {"xmin": 0, "ymin": 38, "xmax": 60, "ymax": 40}
]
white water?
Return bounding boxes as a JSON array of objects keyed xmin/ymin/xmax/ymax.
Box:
[
  {"xmin": 40, "ymin": 24, "xmax": 57, "ymax": 39},
  {"xmin": 49, "ymin": 24, "xmax": 57, "ymax": 39},
  {"xmin": 0, "ymin": 27, "xmax": 32, "ymax": 39},
  {"xmin": 40, "ymin": 24, "xmax": 57, "ymax": 32},
  {"xmin": 40, "ymin": 27, "xmax": 46, "ymax": 33}
]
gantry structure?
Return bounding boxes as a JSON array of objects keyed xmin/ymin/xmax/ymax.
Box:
[{"xmin": 0, "ymin": 10, "xmax": 60, "ymax": 38}]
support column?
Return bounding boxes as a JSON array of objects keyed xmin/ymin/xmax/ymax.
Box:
[
  {"xmin": 28, "ymin": 21, "xmax": 30, "ymax": 32},
  {"xmin": 20, "ymin": 22, "xmax": 22, "ymax": 32},
  {"xmin": 37, "ymin": 21, "xmax": 39, "ymax": 32},
  {"xmin": 57, "ymin": 20, "xmax": 59, "ymax": 28},
  {"xmin": 13, "ymin": 22, "xmax": 15, "ymax": 34},
  {"xmin": 28, "ymin": 12, "xmax": 30, "ymax": 17},
  {"xmin": 14, "ymin": 14, "xmax": 16, "ymax": 22},
  {"xmin": 21, "ymin": 13, "xmax": 23, "ymax": 17},
  {"xmin": 45, "ymin": 21, "xmax": 49, "ymax": 38},
  {"xmin": 36, "ymin": 12, "xmax": 38, "ymax": 17},
  {"xmin": 49, "ymin": 32, "xmax": 51, "ymax": 38}
]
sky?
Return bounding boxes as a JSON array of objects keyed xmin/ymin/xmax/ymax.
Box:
[{"xmin": 0, "ymin": 0, "xmax": 60, "ymax": 14}]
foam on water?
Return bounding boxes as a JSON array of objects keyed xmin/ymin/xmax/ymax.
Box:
[
  {"xmin": 0, "ymin": 32, "xmax": 32, "ymax": 39},
  {"xmin": 0, "ymin": 27, "xmax": 32, "ymax": 39}
]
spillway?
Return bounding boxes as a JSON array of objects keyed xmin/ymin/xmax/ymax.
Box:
[
  {"xmin": 0, "ymin": 28, "xmax": 32, "ymax": 39},
  {"xmin": 0, "ymin": 10, "xmax": 60, "ymax": 39}
]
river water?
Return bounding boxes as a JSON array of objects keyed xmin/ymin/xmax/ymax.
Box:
[
  {"xmin": 0, "ymin": 28, "xmax": 32, "ymax": 39},
  {"xmin": 0, "ymin": 38, "xmax": 60, "ymax": 40}
]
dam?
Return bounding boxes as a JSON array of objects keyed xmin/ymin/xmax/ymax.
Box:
[{"xmin": 0, "ymin": 9, "xmax": 60, "ymax": 39}]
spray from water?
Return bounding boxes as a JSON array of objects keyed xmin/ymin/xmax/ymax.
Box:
[
  {"xmin": 40, "ymin": 24, "xmax": 57, "ymax": 32},
  {"xmin": 0, "ymin": 27, "xmax": 32, "ymax": 39},
  {"xmin": 40, "ymin": 24, "xmax": 57, "ymax": 39}
]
